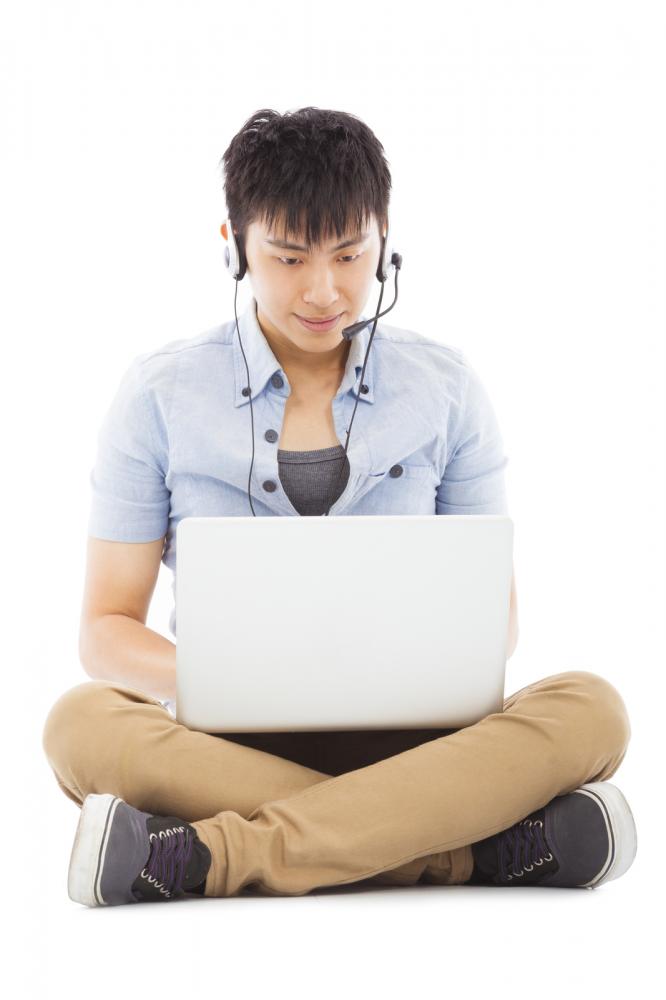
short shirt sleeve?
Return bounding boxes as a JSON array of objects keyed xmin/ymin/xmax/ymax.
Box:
[
  {"xmin": 436, "ymin": 361, "xmax": 510, "ymax": 516},
  {"xmin": 87, "ymin": 359, "xmax": 171, "ymax": 542}
]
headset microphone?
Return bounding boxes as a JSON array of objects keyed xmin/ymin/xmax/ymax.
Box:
[
  {"xmin": 340, "ymin": 275, "xmax": 401, "ymax": 341},
  {"xmin": 221, "ymin": 211, "xmax": 402, "ymax": 517}
]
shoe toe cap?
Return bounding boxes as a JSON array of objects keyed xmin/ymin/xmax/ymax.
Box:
[{"xmin": 540, "ymin": 787, "xmax": 616, "ymax": 888}]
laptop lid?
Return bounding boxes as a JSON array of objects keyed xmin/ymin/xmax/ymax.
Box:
[{"xmin": 175, "ymin": 514, "xmax": 513, "ymax": 733}]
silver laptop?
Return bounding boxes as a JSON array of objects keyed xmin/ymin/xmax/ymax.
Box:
[{"xmin": 175, "ymin": 514, "xmax": 513, "ymax": 733}]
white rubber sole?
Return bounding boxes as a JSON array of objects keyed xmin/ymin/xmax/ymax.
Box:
[
  {"xmin": 575, "ymin": 782, "xmax": 638, "ymax": 888},
  {"xmin": 68, "ymin": 793, "xmax": 122, "ymax": 906}
]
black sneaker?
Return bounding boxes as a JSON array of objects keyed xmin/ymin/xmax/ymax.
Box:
[
  {"xmin": 68, "ymin": 793, "xmax": 212, "ymax": 906},
  {"xmin": 468, "ymin": 781, "xmax": 637, "ymax": 888}
]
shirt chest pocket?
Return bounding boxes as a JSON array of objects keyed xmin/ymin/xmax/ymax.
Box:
[{"xmin": 359, "ymin": 462, "xmax": 439, "ymax": 514}]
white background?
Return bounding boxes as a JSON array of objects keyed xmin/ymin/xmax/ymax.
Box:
[{"xmin": 3, "ymin": 0, "xmax": 663, "ymax": 995}]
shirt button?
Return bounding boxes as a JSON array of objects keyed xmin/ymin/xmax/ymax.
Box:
[
  {"xmin": 271, "ymin": 373, "xmax": 284, "ymax": 388},
  {"xmin": 360, "ymin": 384, "xmax": 369, "ymax": 394},
  {"xmin": 389, "ymin": 464, "xmax": 403, "ymax": 478},
  {"xmin": 241, "ymin": 386, "xmax": 251, "ymax": 397},
  {"xmin": 263, "ymin": 480, "xmax": 277, "ymax": 492},
  {"xmin": 264, "ymin": 429, "xmax": 278, "ymax": 443}
]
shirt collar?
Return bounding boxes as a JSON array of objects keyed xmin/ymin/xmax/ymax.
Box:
[{"xmin": 232, "ymin": 297, "xmax": 376, "ymax": 407}]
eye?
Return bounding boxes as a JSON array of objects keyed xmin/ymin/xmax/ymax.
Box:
[{"xmin": 276, "ymin": 253, "xmax": 362, "ymax": 267}]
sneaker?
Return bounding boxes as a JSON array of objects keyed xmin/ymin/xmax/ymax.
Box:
[
  {"xmin": 67, "ymin": 793, "xmax": 212, "ymax": 906},
  {"xmin": 467, "ymin": 781, "xmax": 637, "ymax": 888}
]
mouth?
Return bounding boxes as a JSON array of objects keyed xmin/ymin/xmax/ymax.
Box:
[{"xmin": 295, "ymin": 313, "xmax": 343, "ymax": 332}]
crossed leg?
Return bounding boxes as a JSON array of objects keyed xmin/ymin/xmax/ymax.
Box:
[{"xmin": 42, "ymin": 669, "xmax": 631, "ymax": 895}]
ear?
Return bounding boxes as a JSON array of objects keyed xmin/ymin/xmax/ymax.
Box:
[{"xmin": 220, "ymin": 223, "xmax": 240, "ymax": 240}]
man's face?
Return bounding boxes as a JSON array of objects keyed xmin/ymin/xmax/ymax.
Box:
[{"xmin": 238, "ymin": 213, "xmax": 384, "ymax": 357}]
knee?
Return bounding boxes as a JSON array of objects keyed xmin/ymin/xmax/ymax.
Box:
[
  {"xmin": 41, "ymin": 680, "xmax": 121, "ymax": 768},
  {"xmin": 558, "ymin": 670, "xmax": 632, "ymax": 759}
]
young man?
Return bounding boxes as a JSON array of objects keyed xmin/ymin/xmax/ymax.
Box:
[{"xmin": 42, "ymin": 107, "xmax": 636, "ymax": 906}]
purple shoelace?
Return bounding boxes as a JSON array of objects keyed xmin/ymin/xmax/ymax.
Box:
[
  {"xmin": 140, "ymin": 824, "xmax": 195, "ymax": 899},
  {"xmin": 497, "ymin": 816, "xmax": 553, "ymax": 882}
]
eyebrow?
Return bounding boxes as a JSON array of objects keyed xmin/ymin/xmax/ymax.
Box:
[{"xmin": 263, "ymin": 232, "xmax": 369, "ymax": 253}]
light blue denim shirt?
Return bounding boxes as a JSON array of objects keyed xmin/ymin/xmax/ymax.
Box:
[{"xmin": 88, "ymin": 295, "xmax": 510, "ymax": 652}]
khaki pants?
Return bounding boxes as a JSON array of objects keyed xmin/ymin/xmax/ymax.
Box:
[{"xmin": 42, "ymin": 670, "xmax": 631, "ymax": 897}]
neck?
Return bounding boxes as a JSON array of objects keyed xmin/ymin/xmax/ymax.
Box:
[{"xmin": 256, "ymin": 306, "xmax": 351, "ymax": 382}]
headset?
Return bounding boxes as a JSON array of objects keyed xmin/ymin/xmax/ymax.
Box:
[{"xmin": 220, "ymin": 210, "xmax": 403, "ymax": 516}]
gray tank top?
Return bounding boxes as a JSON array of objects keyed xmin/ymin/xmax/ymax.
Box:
[{"xmin": 278, "ymin": 444, "xmax": 350, "ymax": 516}]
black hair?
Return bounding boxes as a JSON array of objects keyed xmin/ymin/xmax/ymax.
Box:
[{"xmin": 219, "ymin": 106, "xmax": 392, "ymax": 249}]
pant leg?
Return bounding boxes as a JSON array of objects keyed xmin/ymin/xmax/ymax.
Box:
[
  {"xmin": 40, "ymin": 679, "xmax": 442, "ymax": 886},
  {"xmin": 41, "ymin": 680, "xmax": 337, "ymax": 818},
  {"xmin": 187, "ymin": 670, "xmax": 632, "ymax": 897}
]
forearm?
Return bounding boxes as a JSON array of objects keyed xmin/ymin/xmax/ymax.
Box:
[{"xmin": 80, "ymin": 614, "xmax": 177, "ymax": 702}]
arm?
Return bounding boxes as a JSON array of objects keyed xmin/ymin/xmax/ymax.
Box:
[
  {"xmin": 435, "ymin": 360, "xmax": 517, "ymax": 657},
  {"xmin": 81, "ymin": 614, "xmax": 177, "ymax": 703},
  {"xmin": 79, "ymin": 535, "xmax": 177, "ymax": 702}
]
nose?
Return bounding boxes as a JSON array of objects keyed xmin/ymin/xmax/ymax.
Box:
[{"xmin": 301, "ymin": 263, "xmax": 341, "ymax": 310}]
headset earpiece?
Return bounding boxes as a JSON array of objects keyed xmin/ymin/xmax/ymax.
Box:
[
  {"xmin": 221, "ymin": 214, "xmax": 247, "ymax": 281},
  {"xmin": 376, "ymin": 216, "xmax": 396, "ymax": 283}
]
